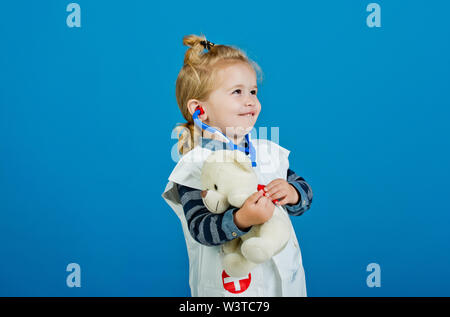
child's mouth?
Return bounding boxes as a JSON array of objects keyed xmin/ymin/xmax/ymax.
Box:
[{"xmin": 238, "ymin": 111, "xmax": 255, "ymax": 117}]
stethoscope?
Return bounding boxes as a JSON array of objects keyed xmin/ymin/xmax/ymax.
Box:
[{"xmin": 193, "ymin": 106, "xmax": 257, "ymax": 167}]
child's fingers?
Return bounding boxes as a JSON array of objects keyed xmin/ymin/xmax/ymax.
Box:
[
  {"xmin": 276, "ymin": 196, "xmax": 289, "ymax": 206},
  {"xmin": 264, "ymin": 179, "xmax": 285, "ymax": 191},
  {"xmin": 266, "ymin": 184, "xmax": 283, "ymax": 197},
  {"xmin": 256, "ymin": 195, "xmax": 272, "ymax": 207},
  {"xmin": 270, "ymin": 190, "xmax": 287, "ymax": 201},
  {"xmin": 248, "ymin": 190, "xmax": 265, "ymax": 204},
  {"xmin": 268, "ymin": 190, "xmax": 286, "ymax": 204}
]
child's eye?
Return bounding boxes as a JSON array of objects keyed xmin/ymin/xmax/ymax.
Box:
[{"xmin": 232, "ymin": 89, "xmax": 257, "ymax": 95}]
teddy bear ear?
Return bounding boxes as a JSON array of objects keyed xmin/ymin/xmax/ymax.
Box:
[
  {"xmin": 204, "ymin": 150, "xmax": 253, "ymax": 172},
  {"xmin": 231, "ymin": 150, "xmax": 253, "ymax": 173}
]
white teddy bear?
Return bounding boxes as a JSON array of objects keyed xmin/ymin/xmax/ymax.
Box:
[{"xmin": 200, "ymin": 149, "xmax": 291, "ymax": 277}]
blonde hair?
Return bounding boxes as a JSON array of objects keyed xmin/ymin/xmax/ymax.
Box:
[{"xmin": 174, "ymin": 33, "xmax": 263, "ymax": 155}]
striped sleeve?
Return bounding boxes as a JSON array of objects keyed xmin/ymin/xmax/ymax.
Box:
[
  {"xmin": 176, "ymin": 183, "xmax": 251, "ymax": 246},
  {"xmin": 284, "ymin": 168, "xmax": 314, "ymax": 216}
]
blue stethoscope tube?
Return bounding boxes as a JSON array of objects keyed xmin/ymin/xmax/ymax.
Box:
[{"xmin": 192, "ymin": 108, "xmax": 257, "ymax": 167}]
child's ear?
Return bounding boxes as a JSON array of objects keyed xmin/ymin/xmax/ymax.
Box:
[{"xmin": 187, "ymin": 100, "xmax": 208, "ymax": 121}]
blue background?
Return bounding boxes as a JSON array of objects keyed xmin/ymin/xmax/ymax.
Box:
[{"xmin": 1, "ymin": 0, "xmax": 449, "ymax": 296}]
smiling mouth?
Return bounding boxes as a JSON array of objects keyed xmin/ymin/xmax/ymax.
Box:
[{"xmin": 238, "ymin": 112, "xmax": 255, "ymax": 117}]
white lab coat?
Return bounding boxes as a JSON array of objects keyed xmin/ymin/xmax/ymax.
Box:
[{"xmin": 161, "ymin": 138, "xmax": 307, "ymax": 297}]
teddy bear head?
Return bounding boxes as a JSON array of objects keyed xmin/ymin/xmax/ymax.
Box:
[{"xmin": 200, "ymin": 150, "xmax": 258, "ymax": 214}]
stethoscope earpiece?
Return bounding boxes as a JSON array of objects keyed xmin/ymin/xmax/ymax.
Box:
[{"xmin": 194, "ymin": 105, "xmax": 205, "ymax": 116}]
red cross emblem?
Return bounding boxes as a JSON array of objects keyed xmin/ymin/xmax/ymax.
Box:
[{"xmin": 221, "ymin": 270, "xmax": 251, "ymax": 294}]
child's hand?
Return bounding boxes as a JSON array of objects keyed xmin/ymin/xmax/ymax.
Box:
[
  {"xmin": 263, "ymin": 178, "xmax": 300, "ymax": 206},
  {"xmin": 234, "ymin": 190, "xmax": 275, "ymax": 229}
]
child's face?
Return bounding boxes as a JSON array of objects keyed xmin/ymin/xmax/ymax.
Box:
[{"xmin": 204, "ymin": 62, "xmax": 261, "ymax": 141}]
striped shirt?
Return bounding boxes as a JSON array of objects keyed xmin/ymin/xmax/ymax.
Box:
[{"xmin": 176, "ymin": 138, "xmax": 313, "ymax": 246}]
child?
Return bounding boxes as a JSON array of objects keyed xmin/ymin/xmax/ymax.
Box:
[{"xmin": 162, "ymin": 34, "xmax": 313, "ymax": 297}]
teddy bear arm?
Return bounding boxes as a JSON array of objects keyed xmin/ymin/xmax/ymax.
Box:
[{"xmin": 258, "ymin": 207, "xmax": 291, "ymax": 253}]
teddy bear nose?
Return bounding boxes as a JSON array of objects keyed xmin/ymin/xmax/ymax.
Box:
[{"xmin": 201, "ymin": 190, "xmax": 208, "ymax": 198}]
